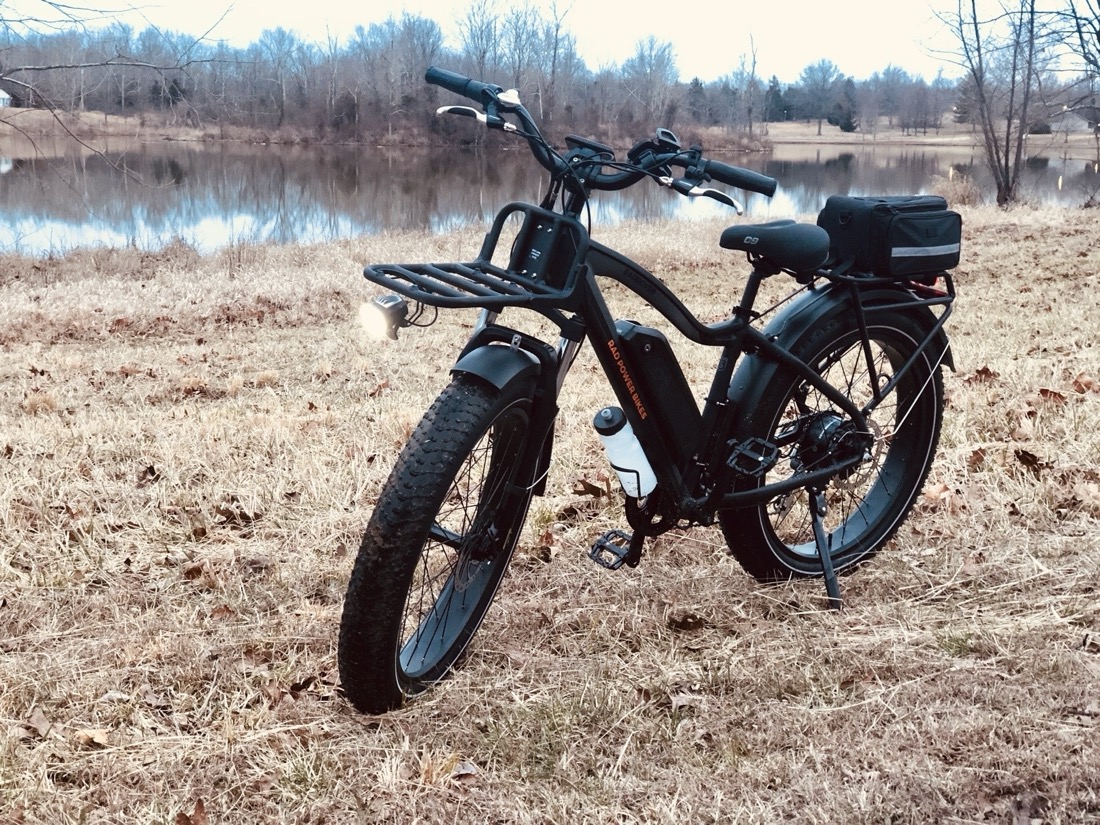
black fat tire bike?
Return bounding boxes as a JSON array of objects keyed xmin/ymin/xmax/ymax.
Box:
[{"xmin": 338, "ymin": 67, "xmax": 958, "ymax": 714}]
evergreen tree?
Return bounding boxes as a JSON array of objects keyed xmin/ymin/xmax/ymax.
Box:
[
  {"xmin": 763, "ymin": 75, "xmax": 787, "ymax": 122},
  {"xmin": 828, "ymin": 77, "xmax": 859, "ymax": 132},
  {"xmin": 686, "ymin": 77, "xmax": 709, "ymax": 123}
]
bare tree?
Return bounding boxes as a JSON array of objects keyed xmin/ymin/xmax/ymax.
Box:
[
  {"xmin": 534, "ymin": 2, "xmax": 580, "ymax": 129},
  {"xmin": 621, "ymin": 36, "xmax": 678, "ymax": 126},
  {"xmin": 0, "ymin": 2, "xmax": 222, "ymax": 128},
  {"xmin": 500, "ymin": 7, "xmax": 539, "ymax": 90},
  {"xmin": 940, "ymin": 0, "xmax": 1054, "ymax": 205},
  {"xmin": 458, "ymin": 0, "xmax": 500, "ymax": 80},
  {"xmin": 1062, "ymin": 0, "xmax": 1099, "ymax": 74},
  {"xmin": 797, "ymin": 59, "xmax": 843, "ymax": 135},
  {"xmin": 1053, "ymin": 0, "xmax": 1099, "ymax": 162}
]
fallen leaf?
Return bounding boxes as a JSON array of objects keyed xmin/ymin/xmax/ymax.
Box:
[
  {"xmin": 526, "ymin": 543, "xmax": 554, "ymax": 563},
  {"xmin": 250, "ymin": 774, "xmax": 277, "ymax": 794},
  {"xmin": 1037, "ymin": 387, "xmax": 1067, "ymax": 404},
  {"xmin": 289, "ymin": 675, "xmax": 317, "ymax": 696},
  {"xmin": 215, "ymin": 497, "xmax": 261, "ymax": 528},
  {"xmin": 260, "ymin": 681, "xmax": 284, "ymax": 708},
  {"xmin": 1072, "ymin": 372, "xmax": 1096, "ymax": 393},
  {"xmin": 139, "ymin": 685, "xmax": 169, "ymax": 709},
  {"xmin": 920, "ymin": 482, "xmax": 966, "ymax": 513},
  {"xmin": 450, "ymin": 760, "xmax": 480, "ymax": 785},
  {"xmin": 667, "ymin": 609, "xmax": 707, "ymax": 632},
  {"xmin": 555, "ymin": 498, "xmax": 603, "ymax": 523},
  {"xmin": 175, "ymin": 799, "xmax": 207, "ymax": 825},
  {"xmin": 1014, "ymin": 449, "xmax": 1052, "ymax": 480},
  {"xmin": 27, "ymin": 707, "xmax": 52, "ymax": 738},
  {"xmin": 572, "ymin": 477, "xmax": 605, "ymax": 498},
  {"xmin": 187, "ymin": 510, "xmax": 208, "ymax": 540},
  {"xmin": 74, "ymin": 728, "xmax": 110, "ymax": 748},
  {"xmin": 963, "ymin": 366, "xmax": 999, "ymax": 384},
  {"xmin": 669, "ymin": 692, "xmax": 705, "ymax": 711}
]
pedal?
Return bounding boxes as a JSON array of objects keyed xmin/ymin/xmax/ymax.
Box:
[
  {"xmin": 589, "ymin": 529, "xmax": 636, "ymax": 570},
  {"xmin": 727, "ymin": 437, "xmax": 779, "ymax": 479}
]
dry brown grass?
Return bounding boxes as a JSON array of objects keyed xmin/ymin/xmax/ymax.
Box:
[{"xmin": 1, "ymin": 205, "xmax": 1098, "ymax": 824}]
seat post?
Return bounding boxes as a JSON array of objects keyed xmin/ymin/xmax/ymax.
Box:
[{"xmin": 734, "ymin": 267, "xmax": 767, "ymax": 322}]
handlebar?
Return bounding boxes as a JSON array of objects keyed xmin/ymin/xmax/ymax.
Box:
[
  {"xmin": 424, "ymin": 65, "xmax": 778, "ymax": 200},
  {"xmin": 701, "ymin": 159, "xmax": 778, "ymax": 198},
  {"xmin": 424, "ymin": 66, "xmax": 503, "ymax": 105}
]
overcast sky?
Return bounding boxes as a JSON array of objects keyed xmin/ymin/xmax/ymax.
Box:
[{"xmin": 21, "ymin": 0, "xmax": 967, "ymax": 83}]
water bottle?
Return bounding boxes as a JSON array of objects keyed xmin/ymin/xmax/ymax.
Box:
[{"xmin": 593, "ymin": 406, "xmax": 657, "ymax": 498}]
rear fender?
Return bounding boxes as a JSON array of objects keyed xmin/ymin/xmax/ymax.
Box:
[{"xmin": 729, "ymin": 282, "xmax": 953, "ymax": 415}]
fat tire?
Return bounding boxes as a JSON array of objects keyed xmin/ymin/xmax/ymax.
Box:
[
  {"xmin": 720, "ymin": 308, "xmax": 944, "ymax": 581},
  {"xmin": 339, "ymin": 376, "xmax": 534, "ymax": 714}
]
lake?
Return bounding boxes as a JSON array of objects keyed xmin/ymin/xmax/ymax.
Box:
[{"xmin": 0, "ymin": 139, "xmax": 1096, "ymax": 255}]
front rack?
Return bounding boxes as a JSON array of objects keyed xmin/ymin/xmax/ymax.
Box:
[{"xmin": 363, "ymin": 203, "xmax": 589, "ymax": 310}]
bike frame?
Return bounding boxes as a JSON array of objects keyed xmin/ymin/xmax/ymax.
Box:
[
  {"xmin": 362, "ymin": 67, "xmax": 955, "ymax": 557},
  {"xmin": 439, "ymin": 214, "xmax": 955, "ymax": 534}
]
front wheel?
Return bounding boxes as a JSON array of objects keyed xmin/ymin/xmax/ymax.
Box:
[
  {"xmin": 339, "ymin": 376, "xmax": 535, "ymax": 714},
  {"xmin": 720, "ymin": 308, "xmax": 944, "ymax": 581}
]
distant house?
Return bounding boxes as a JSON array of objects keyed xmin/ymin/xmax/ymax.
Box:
[
  {"xmin": 1048, "ymin": 107, "xmax": 1099, "ymax": 134},
  {"xmin": 0, "ymin": 88, "xmax": 10, "ymax": 108}
]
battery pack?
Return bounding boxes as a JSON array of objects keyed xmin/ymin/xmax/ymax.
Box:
[{"xmin": 615, "ymin": 320, "xmax": 702, "ymax": 468}]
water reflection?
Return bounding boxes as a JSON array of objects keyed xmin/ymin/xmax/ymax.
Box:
[{"xmin": 0, "ymin": 141, "xmax": 1095, "ymax": 255}]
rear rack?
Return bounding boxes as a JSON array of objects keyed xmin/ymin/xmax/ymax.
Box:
[{"xmin": 363, "ymin": 203, "xmax": 589, "ymax": 310}]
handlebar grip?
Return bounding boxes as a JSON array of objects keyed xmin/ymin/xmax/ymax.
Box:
[
  {"xmin": 702, "ymin": 159, "xmax": 778, "ymax": 198},
  {"xmin": 425, "ymin": 65, "xmax": 501, "ymax": 104}
]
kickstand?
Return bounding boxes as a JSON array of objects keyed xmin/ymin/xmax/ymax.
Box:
[{"xmin": 809, "ymin": 487, "xmax": 843, "ymax": 610}]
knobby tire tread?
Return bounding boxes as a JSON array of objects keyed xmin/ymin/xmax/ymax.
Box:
[{"xmin": 339, "ymin": 377, "xmax": 527, "ymax": 714}]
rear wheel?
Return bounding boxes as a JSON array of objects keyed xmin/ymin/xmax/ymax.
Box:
[
  {"xmin": 720, "ymin": 309, "xmax": 944, "ymax": 581},
  {"xmin": 339, "ymin": 376, "xmax": 534, "ymax": 714}
]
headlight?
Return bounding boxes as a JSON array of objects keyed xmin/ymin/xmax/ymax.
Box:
[{"xmin": 359, "ymin": 295, "xmax": 409, "ymax": 340}]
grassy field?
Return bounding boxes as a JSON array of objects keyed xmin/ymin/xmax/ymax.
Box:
[{"xmin": 1, "ymin": 203, "xmax": 1098, "ymax": 823}]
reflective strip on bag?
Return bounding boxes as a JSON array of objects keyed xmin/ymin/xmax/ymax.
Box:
[{"xmin": 892, "ymin": 243, "xmax": 961, "ymax": 258}]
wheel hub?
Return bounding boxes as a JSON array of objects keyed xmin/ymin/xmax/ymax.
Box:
[{"xmin": 795, "ymin": 413, "xmax": 872, "ymax": 476}]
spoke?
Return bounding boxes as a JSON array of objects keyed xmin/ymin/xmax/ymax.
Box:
[{"xmin": 399, "ymin": 410, "xmax": 528, "ymax": 672}]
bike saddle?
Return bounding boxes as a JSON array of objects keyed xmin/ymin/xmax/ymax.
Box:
[{"xmin": 720, "ymin": 220, "xmax": 831, "ymax": 274}]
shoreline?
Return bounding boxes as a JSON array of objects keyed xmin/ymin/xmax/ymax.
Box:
[{"xmin": 3, "ymin": 107, "xmax": 1097, "ymax": 158}]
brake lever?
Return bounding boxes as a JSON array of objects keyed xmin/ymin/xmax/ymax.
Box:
[
  {"xmin": 659, "ymin": 177, "xmax": 745, "ymax": 214},
  {"xmin": 436, "ymin": 106, "xmax": 516, "ymax": 133}
]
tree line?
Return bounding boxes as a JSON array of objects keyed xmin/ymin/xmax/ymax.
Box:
[
  {"xmin": 0, "ymin": 3, "xmax": 970, "ymax": 142},
  {"xmin": 1, "ymin": 1, "xmax": 1096, "ymax": 207}
]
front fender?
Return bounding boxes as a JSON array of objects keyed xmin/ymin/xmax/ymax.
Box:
[
  {"xmin": 451, "ymin": 334, "xmax": 555, "ymax": 496},
  {"xmin": 451, "ymin": 343, "xmax": 541, "ymax": 394}
]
